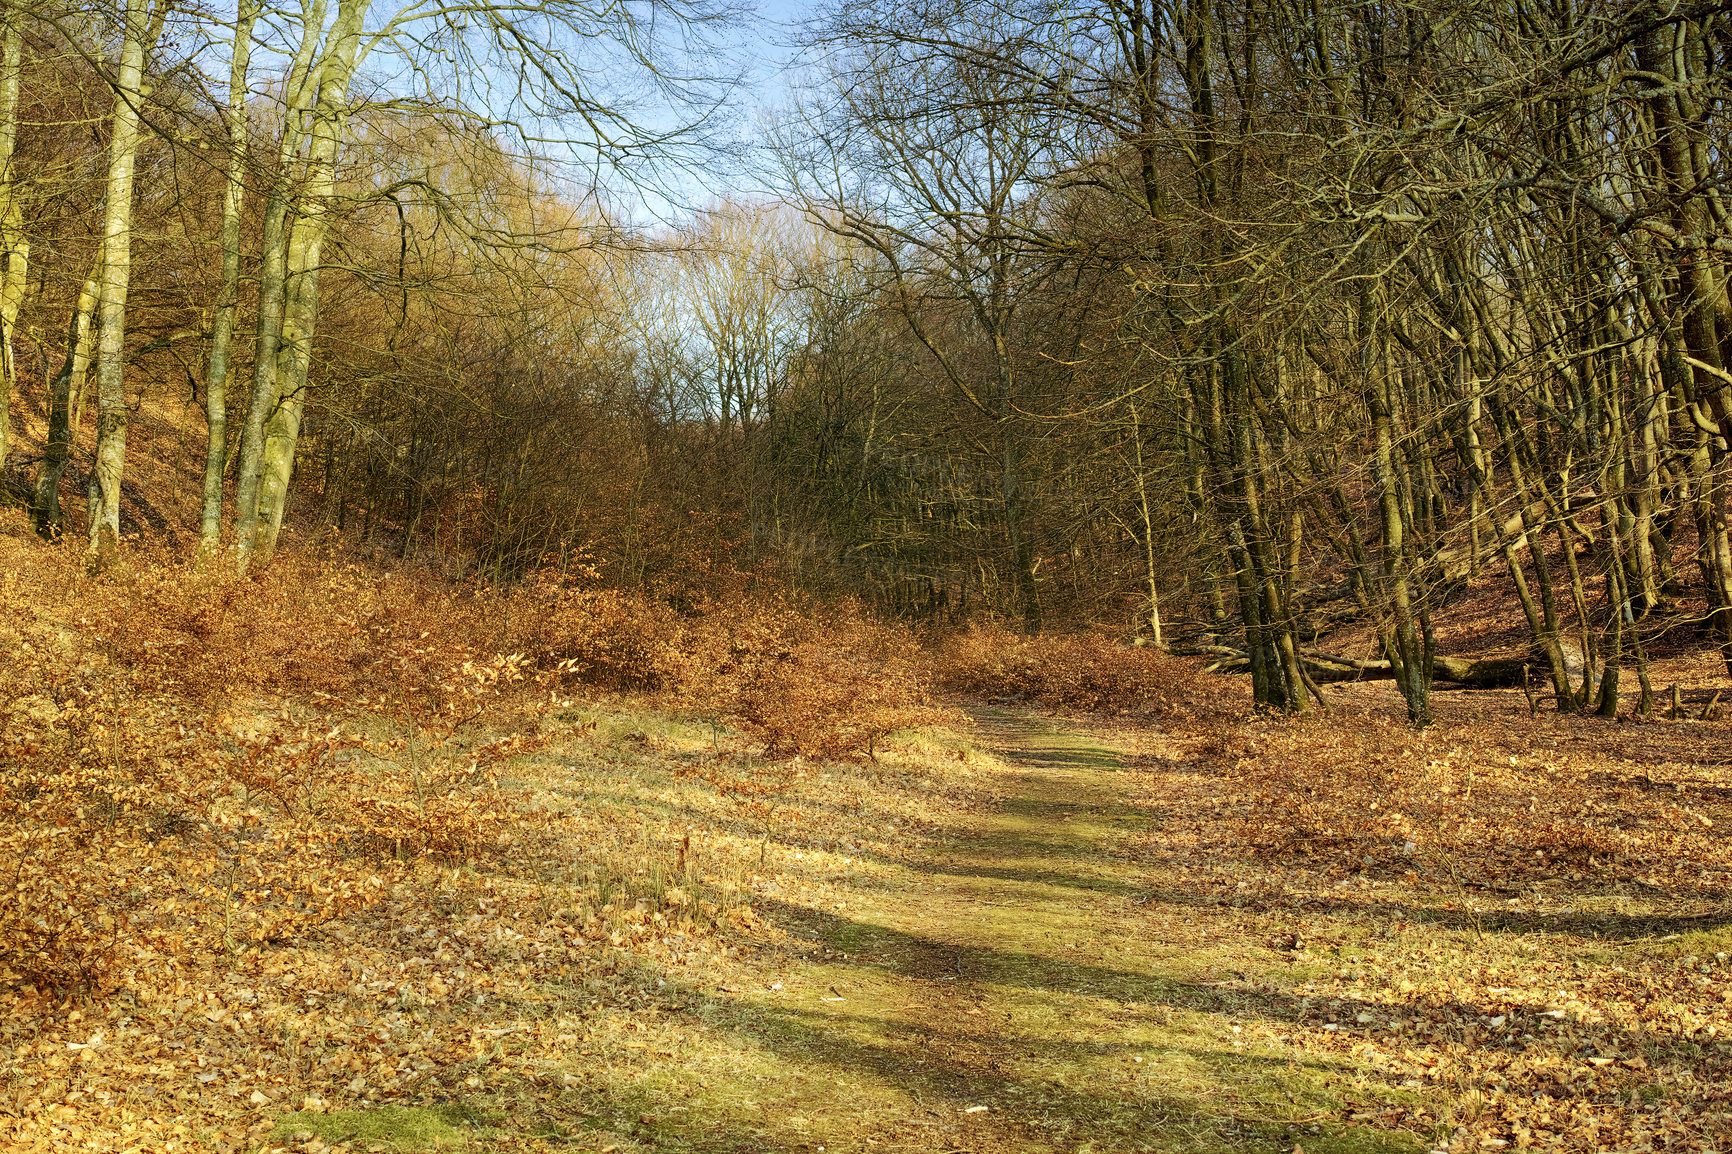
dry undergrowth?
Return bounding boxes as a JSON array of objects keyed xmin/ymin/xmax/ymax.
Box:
[
  {"xmin": 1108, "ymin": 680, "xmax": 1732, "ymax": 1154},
  {"xmin": 0, "ymin": 703, "xmax": 987, "ymax": 1153},
  {"xmin": 930, "ymin": 624, "xmax": 1231, "ymax": 722},
  {"xmin": 937, "ymin": 627, "xmax": 1732, "ymax": 1151},
  {"xmin": 12, "ymin": 531, "xmax": 1732, "ymax": 1153},
  {"xmin": 0, "ymin": 522, "xmax": 957, "ymax": 1152}
]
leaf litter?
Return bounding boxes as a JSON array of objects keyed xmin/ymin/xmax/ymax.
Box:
[
  {"xmin": 1105, "ymin": 676, "xmax": 1732, "ymax": 1154},
  {"xmin": 7, "ymin": 540, "xmax": 1732, "ymax": 1153}
]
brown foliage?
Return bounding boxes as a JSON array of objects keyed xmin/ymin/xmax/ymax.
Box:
[
  {"xmin": 930, "ymin": 625, "xmax": 1241, "ymax": 721},
  {"xmin": 0, "ymin": 529, "xmax": 943, "ymax": 1001},
  {"xmin": 0, "ymin": 548, "xmax": 548, "ymax": 1000},
  {"xmin": 1120, "ymin": 684, "xmax": 1732, "ymax": 1153},
  {"xmin": 693, "ymin": 603, "xmax": 947, "ymax": 760},
  {"xmin": 1208, "ymin": 705, "xmax": 1724, "ymax": 892},
  {"xmin": 514, "ymin": 571, "xmax": 948, "ymax": 759}
]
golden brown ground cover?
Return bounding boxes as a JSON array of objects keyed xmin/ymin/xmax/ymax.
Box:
[
  {"xmin": 936, "ymin": 623, "xmax": 1732, "ymax": 1151},
  {"xmin": 0, "ymin": 520, "xmax": 949, "ymax": 1152},
  {"xmin": 6, "ymin": 526, "xmax": 1732, "ymax": 1153},
  {"xmin": 1102, "ymin": 680, "xmax": 1732, "ymax": 1153}
]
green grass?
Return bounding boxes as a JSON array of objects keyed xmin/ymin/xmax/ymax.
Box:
[
  {"xmin": 473, "ymin": 706, "xmax": 1436, "ymax": 1153},
  {"xmin": 321, "ymin": 703, "xmax": 1446, "ymax": 1153},
  {"xmin": 1633, "ymin": 923, "xmax": 1732, "ymax": 959}
]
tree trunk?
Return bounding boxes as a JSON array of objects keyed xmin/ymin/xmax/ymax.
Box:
[
  {"xmin": 1001, "ymin": 419, "xmax": 1042, "ymax": 634},
  {"xmin": 199, "ymin": 0, "xmax": 259, "ymax": 555},
  {"xmin": 86, "ymin": 0, "xmax": 156, "ymax": 569},
  {"xmin": 1371, "ymin": 349, "xmax": 1431, "ymax": 726},
  {"xmin": 251, "ymin": 0, "xmax": 380, "ymax": 565},
  {"xmin": 233, "ymin": 0, "xmax": 331, "ymax": 568},
  {"xmin": 1129, "ymin": 400, "xmax": 1163, "ymax": 646},
  {"xmin": 31, "ymin": 260, "xmax": 100, "ymax": 538},
  {"xmin": 1296, "ymin": 651, "xmax": 1532, "ymax": 688},
  {"xmin": 1635, "ymin": 19, "xmax": 1732, "ymax": 675},
  {"xmin": 0, "ymin": 13, "xmax": 26, "ymax": 483}
]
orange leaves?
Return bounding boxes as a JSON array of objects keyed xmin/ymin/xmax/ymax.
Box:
[
  {"xmin": 676, "ymin": 755, "xmax": 809, "ymax": 823},
  {"xmin": 0, "ymin": 531, "xmax": 969, "ymax": 1151},
  {"xmin": 931, "ymin": 626, "xmax": 1242, "ymax": 720},
  {"xmin": 1113, "ymin": 683, "xmax": 1732, "ymax": 1154},
  {"xmin": 527, "ymin": 581, "xmax": 689, "ymax": 692},
  {"xmin": 0, "ymin": 552, "xmax": 529, "ymax": 1001},
  {"xmin": 462, "ymin": 652, "xmax": 531, "ymax": 689},
  {"xmin": 522, "ymin": 579, "xmax": 946, "ymax": 765},
  {"xmin": 518, "ymin": 583, "xmax": 950, "ymax": 762},
  {"xmin": 1210, "ymin": 706, "xmax": 1728, "ymax": 892},
  {"xmin": 710, "ymin": 608, "xmax": 946, "ymax": 762},
  {"xmin": 348, "ymin": 792, "xmax": 504, "ymax": 861}
]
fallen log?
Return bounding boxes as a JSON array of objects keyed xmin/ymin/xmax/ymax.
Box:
[
  {"xmin": 1200, "ymin": 646, "xmax": 1535, "ymax": 688},
  {"xmin": 1299, "ymin": 652, "xmax": 1530, "ymax": 687}
]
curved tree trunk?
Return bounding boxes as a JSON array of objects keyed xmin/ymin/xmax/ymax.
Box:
[
  {"xmin": 249, "ymin": 0, "xmax": 366, "ymax": 566},
  {"xmin": 233, "ymin": 0, "xmax": 332, "ymax": 569}
]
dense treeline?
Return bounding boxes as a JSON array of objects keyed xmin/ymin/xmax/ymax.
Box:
[
  {"xmin": 769, "ymin": 0, "xmax": 1732, "ymax": 727},
  {"xmin": 6, "ymin": 0, "xmax": 1732, "ymax": 727},
  {"xmin": 0, "ymin": 0, "xmax": 736, "ymax": 576}
]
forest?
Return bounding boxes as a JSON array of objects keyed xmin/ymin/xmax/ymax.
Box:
[{"xmin": 4, "ymin": 0, "xmax": 1732, "ymax": 1151}]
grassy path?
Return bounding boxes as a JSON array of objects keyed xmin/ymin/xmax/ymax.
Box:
[{"xmin": 568, "ymin": 709, "xmax": 1423, "ymax": 1154}]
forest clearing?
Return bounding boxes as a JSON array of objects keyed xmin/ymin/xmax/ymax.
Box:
[
  {"xmin": 9, "ymin": 0, "xmax": 1732, "ymax": 1150},
  {"xmin": 3, "ymin": 534, "xmax": 1732, "ymax": 1154}
]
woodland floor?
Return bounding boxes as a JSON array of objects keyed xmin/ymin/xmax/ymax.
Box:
[
  {"xmin": 269, "ymin": 706, "xmax": 1431, "ymax": 1154},
  {"xmin": 14, "ymin": 689, "xmax": 1732, "ymax": 1153}
]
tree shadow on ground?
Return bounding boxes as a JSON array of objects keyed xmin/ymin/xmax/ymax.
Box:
[
  {"xmin": 1131, "ymin": 882, "xmax": 1732, "ymax": 941},
  {"xmin": 680, "ymin": 997, "xmax": 1410, "ymax": 1154},
  {"xmin": 747, "ymin": 896, "xmax": 1726, "ymax": 1107}
]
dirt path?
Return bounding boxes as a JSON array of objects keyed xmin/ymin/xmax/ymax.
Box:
[
  {"xmin": 579, "ymin": 709, "xmax": 1421, "ymax": 1154},
  {"xmin": 753, "ymin": 707, "xmax": 1161, "ymax": 1153}
]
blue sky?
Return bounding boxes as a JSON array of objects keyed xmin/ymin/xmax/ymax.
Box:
[
  {"xmin": 634, "ymin": 0, "xmax": 815, "ymax": 218},
  {"xmin": 192, "ymin": 0, "xmax": 813, "ymax": 223}
]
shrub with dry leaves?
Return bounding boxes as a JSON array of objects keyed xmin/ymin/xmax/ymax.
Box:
[
  {"xmin": 0, "ymin": 534, "xmax": 944, "ymax": 1003},
  {"xmin": 931, "ymin": 625, "xmax": 1236, "ymax": 721}
]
